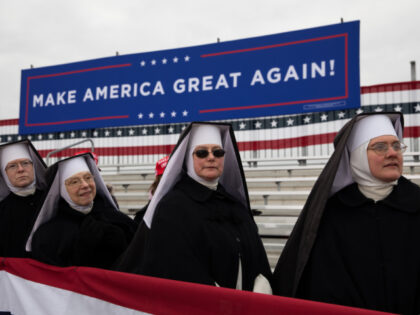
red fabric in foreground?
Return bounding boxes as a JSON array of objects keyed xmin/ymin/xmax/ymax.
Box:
[{"xmin": 0, "ymin": 257, "xmax": 393, "ymax": 315}]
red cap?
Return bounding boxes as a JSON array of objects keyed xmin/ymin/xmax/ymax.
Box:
[{"xmin": 155, "ymin": 156, "xmax": 169, "ymax": 176}]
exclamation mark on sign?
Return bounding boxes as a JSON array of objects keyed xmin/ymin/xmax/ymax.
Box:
[{"xmin": 330, "ymin": 60, "xmax": 335, "ymax": 76}]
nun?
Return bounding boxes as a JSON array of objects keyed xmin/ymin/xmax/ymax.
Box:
[
  {"xmin": 273, "ymin": 112, "xmax": 420, "ymax": 314},
  {"xmin": 118, "ymin": 122, "xmax": 272, "ymax": 293},
  {"xmin": 0, "ymin": 140, "xmax": 47, "ymax": 257},
  {"xmin": 28, "ymin": 153, "xmax": 137, "ymax": 269}
]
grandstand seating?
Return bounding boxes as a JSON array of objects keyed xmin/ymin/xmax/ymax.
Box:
[{"xmin": 101, "ymin": 154, "xmax": 420, "ymax": 269}]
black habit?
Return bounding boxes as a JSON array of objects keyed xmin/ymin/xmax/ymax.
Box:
[
  {"xmin": 0, "ymin": 189, "xmax": 44, "ymax": 258},
  {"xmin": 272, "ymin": 112, "xmax": 420, "ymax": 314},
  {"xmin": 0, "ymin": 139, "xmax": 47, "ymax": 258},
  {"xmin": 139, "ymin": 174, "xmax": 272, "ymax": 290},
  {"xmin": 31, "ymin": 194, "xmax": 137, "ymax": 269},
  {"xmin": 297, "ymin": 177, "xmax": 420, "ymax": 313},
  {"xmin": 116, "ymin": 122, "xmax": 271, "ymax": 291}
]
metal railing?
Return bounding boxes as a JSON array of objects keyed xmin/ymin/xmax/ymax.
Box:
[{"xmin": 45, "ymin": 138, "xmax": 95, "ymax": 166}]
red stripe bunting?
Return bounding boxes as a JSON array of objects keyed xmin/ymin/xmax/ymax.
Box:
[
  {"xmin": 361, "ymin": 81, "xmax": 420, "ymax": 94},
  {"xmin": 0, "ymin": 257, "xmax": 390, "ymax": 315},
  {"xmin": 0, "ymin": 119, "xmax": 19, "ymax": 126}
]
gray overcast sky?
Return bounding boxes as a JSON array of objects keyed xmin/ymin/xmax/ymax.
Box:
[{"xmin": 1, "ymin": 0, "xmax": 419, "ymax": 120}]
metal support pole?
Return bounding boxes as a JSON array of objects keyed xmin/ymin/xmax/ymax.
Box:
[{"xmin": 411, "ymin": 61, "xmax": 416, "ymax": 81}]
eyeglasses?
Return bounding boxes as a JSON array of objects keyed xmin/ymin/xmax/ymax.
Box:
[
  {"xmin": 5, "ymin": 160, "xmax": 33, "ymax": 172},
  {"xmin": 65, "ymin": 173, "xmax": 95, "ymax": 188},
  {"xmin": 367, "ymin": 141, "xmax": 407, "ymax": 156},
  {"xmin": 193, "ymin": 148, "xmax": 225, "ymax": 159}
]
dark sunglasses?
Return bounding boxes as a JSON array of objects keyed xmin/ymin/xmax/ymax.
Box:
[{"xmin": 193, "ymin": 148, "xmax": 225, "ymax": 159}]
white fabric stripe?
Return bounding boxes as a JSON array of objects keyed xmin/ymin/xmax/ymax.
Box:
[
  {"xmin": 361, "ymin": 89, "xmax": 420, "ymax": 106},
  {"xmin": 234, "ymin": 119, "xmax": 349, "ymax": 141},
  {"xmin": 0, "ymin": 271, "xmax": 148, "ymax": 315},
  {"xmin": 0, "ymin": 125, "xmax": 18, "ymax": 134}
]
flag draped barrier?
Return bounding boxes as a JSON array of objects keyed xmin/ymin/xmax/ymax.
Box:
[{"xmin": 0, "ymin": 257, "xmax": 392, "ymax": 315}]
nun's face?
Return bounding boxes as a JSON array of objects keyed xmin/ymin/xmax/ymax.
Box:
[
  {"xmin": 367, "ymin": 135, "xmax": 403, "ymax": 182},
  {"xmin": 64, "ymin": 171, "xmax": 96, "ymax": 206},
  {"xmin": 5, "ymin": 158, "xmax": 35, "ymax": 188},
  {"xmin": 193, "ymin": 144, "xmax": 224, "ymax": 181}
]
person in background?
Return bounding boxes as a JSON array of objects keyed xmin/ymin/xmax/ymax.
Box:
[
  {"xmin": 28, "ymin": 153, "xmax": 137, "ymax": 269},
  {"xmin": 118, "ymin": 122, "xmax": 272, "ymax": 293},
  {"xmin": 134, "ymin": 155, "xmax": 169, "ymax": 223},
  {"xmin": 273, "ymin": 112, "xmax": 420, "ymax": 314},
  {"xmin": 0, "ymin": 140, "xmax": 47, "ymax": 258}
]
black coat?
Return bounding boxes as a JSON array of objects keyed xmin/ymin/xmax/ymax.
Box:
[
  {"xmin": 297, "ymin": 177, "xmax": 420, "ymax": 314},
  {"xmin": 139, "ymin": 175, "xmax": 272, "ymax": 291},
  {"xmin": 0, "ymin": 189, "xmax": 44, "ymax": 258},
  {"xmin": 31, "ymin": 195, "xmax": 137, "ymax": 269}
]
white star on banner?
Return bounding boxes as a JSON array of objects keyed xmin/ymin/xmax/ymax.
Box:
[
  {"xmin": 104, "ymin": 131, "xmax": 110, "ymax": 137},
  {"xmin": 287, "ymin": 118, "xmax": 294, "ymax": 126},
  {"xmin": 138, "ymin": 113, "xmax": 143, "ymax": 119},
  {"xmin": 184, "ymin": 55, "xmax": 190, "ymax": 62},
  {"xmin": 338, "ymin": 112, "xmax": 345, "ymax": 119},
  {"xmin": 321, "ymin": 114, "xmax": 328, "ymax": 121},
  {"xmin": 415, "ymin": 104, "xmax": 420, "ymax": 112},
  {"xmin": 129, "ymin": 129, "xmax": 135, "ymax": 136},
  {"xmin": 151, "ymin": 60, "xmax": 156, "ymax": 66},
  {"xmin": 149, "ymin": 112, "xmax": 154, "ymax": 119},
  {"xmin": 239, "ymin": 122, "xmax": 246, "ymax": 129},
  {"xmin": 356, "ymin": 108, "xmax": 364, "ymax": 114},
  {"xmin": 173, "ymin": 57, "xmax": 179, "ymax": 63},
  {"xmin": 171, "ymin": 111, "xmax": 176, "ymax": 117},
  {"xmin": 7, "ymin": 136, "xmax": 12, "ymax": 141},
  {"xmin": 271, "ymin": 120, "xmax": 278, "ymax": 127},
  {"xmin": 93, "ymin": 131, "xmax": 98, "ymax": 137},
  {"xmin": 117, "ymin": 130, "xmax": 122, "ymax": 136},
  {"xmin": 168, "ymin": 127, "xmax": 174, "ymax": 133},
  {"xmin": 394, "ymin": 105, "xmax": 402, "ymax": 112},
  {"xmin": 27, "ymin": 136, "xmax": 32, "ymax": 140},
  {"xmin": 38, "ymin": 135, "xmax": 43, "ymax": 140},
  {"xmin": 155, "ymin": 128, "xmax": 161, "ymax": 134},
  {"xmin": 48, "ymin": 134, "xmax": 54, "ymax": 139},
  {"xmin": 60, "ymin": 133, "xmax": 65, "ymax": 139},
  {"xmin": 70, "ymin": 132, "xmax": 76, "ymax": 138},
  {"xmin": 303, "ymin": 116, "xmax": 311, "ymax": 123},
  {"xmin": 17, "ymin": 136, "xmax": 22, "ymax": 140},
  {"xmin": 81, "ymin": 132, "xmax": 87, "ymax": 137},
  {"xmin": 255, "ymin": 121, "xmax": 262, "ymax": 128},
  {"xmin": 181, "ymin": 125, "xmax": 186, "ymax": 131},
  {"xmin": 142, "ymin": 128, "xmax": 148, "ymax": 135},
  {"xmin": 140, "ymin": 61, "xmax": 146, "ymax": 67},
  {"xmin": 374, "ymin": 107, "xmax": 383, "ymax": 112},
  {"xmin": 160, "ymin": 112, "xmax": 165, "ymax": 118},
  {"xmin": 162, "ymin": 58, "xmax": 167, "ymax": 64},
  {"xmin": 182, "ymin": 110, "xmax": 188, "ymax": 117}
]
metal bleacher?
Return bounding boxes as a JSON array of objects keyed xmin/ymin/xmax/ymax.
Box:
[{"xmin": 100, "ymin": 153, "xmax": 420, "ymax": 269}]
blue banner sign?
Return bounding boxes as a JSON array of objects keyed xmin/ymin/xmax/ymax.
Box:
[{"xmin": 19, "ymin": 21, "xmax": 360, "ymax": 134}]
